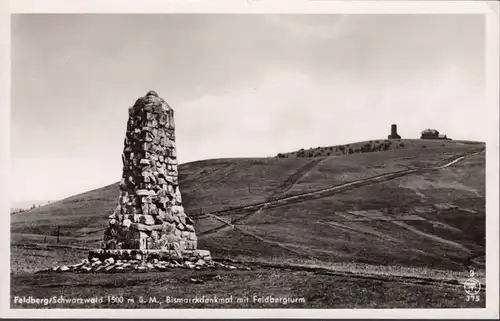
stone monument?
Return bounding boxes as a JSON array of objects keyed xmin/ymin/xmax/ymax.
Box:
[{"xmin": 89, "ymin": 90, "xmax": 210, "ymax": 263}]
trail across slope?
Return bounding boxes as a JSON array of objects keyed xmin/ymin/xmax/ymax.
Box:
[
  {"xmin": 198, "ymin": 149, "xmax": 484, "ymax": 237},
  {"xmin": 198, "ymin": 158, "xmax": 326, "ymax": 236}
]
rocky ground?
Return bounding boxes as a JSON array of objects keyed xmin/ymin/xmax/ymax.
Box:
[{"xmin": 37, "ymin": 257, "xmax": 249, "ymax": 274}]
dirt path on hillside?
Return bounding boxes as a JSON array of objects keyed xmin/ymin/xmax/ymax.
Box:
[
  {"xmin": 232, "ymin": 158, "xmax": 327, "ymax": 225},
  {"xmin": 199, "ymin": 149, "xmax": 484, "ymax": 237},
  {"xmin": 198, "ymin": 158, "xmax": 326, "ymax": 236},
  {"xmin": 197, "ymin": 149, "xmax": 484, "ymax": 264},
  {"xmin": 267, "ymin": 158, "xmax": 326, "ymax": 201}
]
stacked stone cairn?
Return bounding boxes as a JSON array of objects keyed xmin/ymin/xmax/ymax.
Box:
[
  {"xmin": 101, "ymin": 90, "xmax": 198, "ymax": 253},
  {"xmin": 36, "ymin": 91, "xmax": 254, "ymax": 273},
  {"xmin": 87, "ymin": 90, "xmax": 210, "ymax": 266}
]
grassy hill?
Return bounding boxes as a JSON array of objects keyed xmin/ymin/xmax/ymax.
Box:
[
  {"xmin": 10, "ymin": 140, "xmax": 486, "ymax": 308},
  {"xmin": 11, "ymin": 140, "xmax": 485, "ymax": 268}
]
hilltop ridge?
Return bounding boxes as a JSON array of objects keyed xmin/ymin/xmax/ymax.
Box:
[{"xmin": 276, "ymin": 138, "xmax": 484, "ymax": 158}]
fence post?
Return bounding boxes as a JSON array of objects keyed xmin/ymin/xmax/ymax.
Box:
[{"xmin": 57, "ymin": 226, "xmax": 60, "ymax": 244}]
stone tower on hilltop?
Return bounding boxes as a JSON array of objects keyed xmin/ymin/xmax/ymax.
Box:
[
  {"xmin": 102, "ymin": 90, "xmax": 197, "ymax": 252},
  {"xmin": 387, "ymin": 124, "xmax": 401, "ymax": 139}
]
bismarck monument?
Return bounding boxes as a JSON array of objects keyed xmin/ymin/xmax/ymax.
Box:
[{"xmin": 89, "ymin": 90, "xmax": 210, "ymax": 263}]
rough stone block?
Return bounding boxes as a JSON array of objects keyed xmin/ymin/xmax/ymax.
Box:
[{"xmin": 136, "ymin": 214, "xmax": 155, "ymax": 225}]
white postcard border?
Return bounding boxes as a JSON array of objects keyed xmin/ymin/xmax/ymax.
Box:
[{"xmin": 0, "ymin": 1, "xmax": 498, "ymax": 319}]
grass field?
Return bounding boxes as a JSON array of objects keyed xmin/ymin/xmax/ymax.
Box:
[
  {"xmin": 11, "ymin": 264, "xmax": 484, "ymax": 309},
  {"xmin": 10, "ymin": 139, "xmax": 486, "ymax": 308}
]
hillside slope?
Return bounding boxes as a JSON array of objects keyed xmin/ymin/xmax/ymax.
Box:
[{"xmin": 11, "ymin": 141, "xmax": 486, "ymax": 272}]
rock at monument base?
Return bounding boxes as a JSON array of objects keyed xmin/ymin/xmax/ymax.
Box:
[
  {"xmin": 88, "ymin": 249, "xmax": 212, "ymax": 264},
  {"xmin": 37, "ymin": 254, "xmax": 258, "ymax": 274}
]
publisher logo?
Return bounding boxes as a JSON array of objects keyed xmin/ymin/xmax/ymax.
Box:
[
  {"xmin": 464, "ymin": 270, "xmax": 481, "ymax": 296},
  {"xmin": 464, "ymin": 278, "xmax": 481, "ymax": 295}
]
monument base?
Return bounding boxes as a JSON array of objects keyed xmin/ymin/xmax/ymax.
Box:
[{"xmin": 88, "ymin": 249, "xmax": 211, "ymax": 263}]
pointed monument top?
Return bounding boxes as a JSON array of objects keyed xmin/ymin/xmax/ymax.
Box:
[
  {"xmin": 131, "ymin": 90, "xmax": 171, "ymax": 112},
  {"xmin": 146, "ymin": 90, "xmax": 158, "ymax": 97}
]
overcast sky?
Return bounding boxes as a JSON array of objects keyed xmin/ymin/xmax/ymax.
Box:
[{"xmin": 11, "ymin": 14, "xmax": 485, "ymax": 203}]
